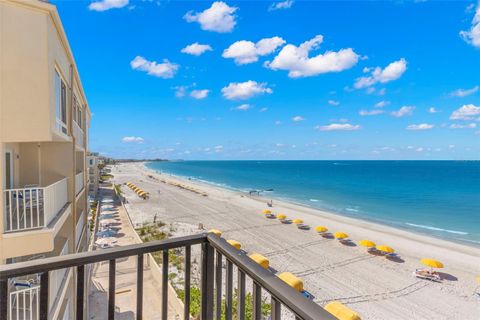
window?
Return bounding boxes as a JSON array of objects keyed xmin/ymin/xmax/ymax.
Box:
[
  {"xmin": 55, "ymin": 70, "xmax": 68, "ymax": 134},
  {"xmin": 73, "ymin": 94, "xmax": 83, "ymax": 130}
]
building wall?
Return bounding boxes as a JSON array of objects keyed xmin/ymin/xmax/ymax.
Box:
[
  {"xmin": 0, "ymin": 1, "xmax": 91, "ymax": 319},
  {"xmin": 0, "ymin": 2, "xmax": 51, "ymax": 142}
]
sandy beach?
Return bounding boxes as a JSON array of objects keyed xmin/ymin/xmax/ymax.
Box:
[{"xmin": 111, "ymin": 162, "xmax": 480, "ymax": 320}]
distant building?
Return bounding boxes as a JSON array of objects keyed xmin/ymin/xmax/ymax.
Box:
[
  {"xmin": 87, "ymin": 155, "xmax": 99, "ymax": 199},
  {"xmin": 0, "ymin": 0, "xmax": 91, "ymax": 318}
]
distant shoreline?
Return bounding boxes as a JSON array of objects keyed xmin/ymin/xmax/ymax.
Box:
[
  {"xmin": 113, "ymin": 162, "xmax": 480, "ymax": 319},
  {"xmin": 143, "ymin": 160, "xmax": 480, "ymax": 249}
]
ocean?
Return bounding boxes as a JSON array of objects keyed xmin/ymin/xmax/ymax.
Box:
[{"xmin": 145, "ymin": 160, "xmax": 480, "ymax": 245}]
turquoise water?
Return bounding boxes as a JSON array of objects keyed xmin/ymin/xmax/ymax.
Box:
[{"xmin": 146, "ymin": 161, "xmax": 480, "ymax": 245}]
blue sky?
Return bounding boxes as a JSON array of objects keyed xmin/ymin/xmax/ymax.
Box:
[{"xmin": 55, "ymin": 0, "xmax": 480, "ymax": 160}]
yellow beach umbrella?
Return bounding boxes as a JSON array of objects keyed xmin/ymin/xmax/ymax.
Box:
[
  {"xmin": 249, "ymin": 253, "xmax": 269, "ymax": 269},
  {"xmin": 277, "ymin": 214, "xmax": 286, "ymax": 220},
  {"xmin": 420, "ymin": 258, "xmax": 444, "ymax": 269},
  {"xmin": 226, "ymin": 239, "xmax": 241, "ymax": 250},
  {"xmin": 278, "ymin": 272, "xmax": 303, "ymax": 292},
  {"xmin": 324, "ymin": 301, "xmax": 361, "ymax": 320},
  {"xmin": 359, "ymin": 240, "xmax": 376, "ymax": 248},
  {"xmin": 376, "ymin": 245, "xmax": 394, "ymax": 254},
  {"xmin": 476, "ymin": 276, "xmax": 480, "ymax": 284},
  {"xmin": 315, "ymin": 226, "xmax": 328, "ymax": 233},
  {"xmin": 334, "ymin": 232, "xmax": 349, "ymax": 239},
  {"xmin": 208, "ymin": 229, "xmax": 222, "ymax": 237},
  {"xmin": 292, "ymin": 219, "xmax": 303, "ymax": 225},
  {"xmin": 262, "ymin": 209, "xmax": 271, "ymax": 214}
]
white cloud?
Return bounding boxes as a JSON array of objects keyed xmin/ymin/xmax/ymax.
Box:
[
  {"xmin": 259, "ymin": 107, "xmax": 268, "ymax": 112},
  {"xmin": 265, "ymin": 35, "xmax": 359, "ymax": 78},
  {"xmin": 174, "ymin": 86, "xmax": 188, "ymax": 97},
  {"xmin": 450, "ymin": 122, "xmax": 477, "ymax": 129},
  {"xmin": 450, "ymin": 104, "xmax": 480, "ymax": 120},
  {"xmin": 233, "ymin": 104, "xmax": 252, "ymax": 111},
  {"xmin": 292, "ymin": 116, "xmax": 305, "ymax": 122},
  {"xmin": 428, "ymin": 107, "xmax": 438, "ymax": 113},
  {"xmin": 450, "ymin": 85, "xmax": 479, "ymax": 97},
  {"xmin": 354, "ymin": 58, "xmax": 407, "ymax": 89},
  {"xmin": 122, "ymin": 136, "xmax": 144, "ymax": 143},
  {"xmin": 391, "ymin": 105, "xmax": 415, "ymax": 117},
  {"xmin": 328, "ymin": 100, "xmax": 340, "ymax": 106},
  {"xmin": 130, "ymin": 56, "xmax": 178, "ymax": 78},
  {"xmin": 416, "ymin": 147, "xmax": 424, "ymax": 152},
  {"xmin": 275, "ymin": 120, "xmax": 282, "ymax": 125},
  {"xmin": 359, "ymin": 109, "xmax": 384, "ymax": 116},
  {"xmin": 375, "ymin": 100, "xmax": 390, "ymax": 108},
  {"xmin": 406, "ymin": 123, "xmax": 434, "ymax": 130},
  {"xmin": 181, "ymin": 43, "xmax": 213, "ymax": 56},
  {"xmin": 223, "ymin": 37, "xmax": 285, "ymax": 64},
  {"xmin": 184, "ymin": 2, "xmax": 237, "ymax": 33},
  {"xmin": 221, "ymin": 80, "xmax": 272, "ymax": 100},
  {"xmin": 460, "ymin": 3, "xmax": 480, "ymax": 47},
  {"xmin": 190, "ymin": 89, "xmax": 209, "ymax": 99},
  {"xmin": 214, "ymin": 145, "xmax": 224, "ymax": 152},
  {"xmin": 315, "ymin": 123, "xmax": 361, "ymax": 131},
  {"xmin": 450, "ymin": 123, "xmax": 477, "ymax": 129},
  {"xmin": 269, "ymin": 0, "xmax": 294, "ymax": 11},
  {"xmin": 88, "ymin": 0, "xmax": 128, "ymax": 11}
]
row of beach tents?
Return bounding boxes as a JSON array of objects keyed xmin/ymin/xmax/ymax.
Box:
[{"xmin": 126, "ymin": 182, "xmax": 149, "ymax": 199}]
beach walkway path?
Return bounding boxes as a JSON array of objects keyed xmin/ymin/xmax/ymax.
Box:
[{"xmin": 88, "ymin": 186, "xmax": 182, "ymax": 320}]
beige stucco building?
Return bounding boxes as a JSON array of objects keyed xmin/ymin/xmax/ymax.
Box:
[
  {"xmin": 87, "ymin": 154, "xmax": 99, "ymax": 199},
  {"xmin": 0, "ymin": 0, "xmax": 91, "ymax": 318}
]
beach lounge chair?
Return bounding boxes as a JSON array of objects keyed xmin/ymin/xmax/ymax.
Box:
[
  {"xmin": 367, "ymin": 247, "xmax": 378, "ymax": 253},
  {"xmin": 414, "ymin": 268, "xmax": 441, "ymax": 282},
  {"xmin": 339, "ymin": 238, "xmax": 353, "ymax": 245},
  {"xmin": 297, "ymin": 224, "xmax": 310, "ymax": 230}
]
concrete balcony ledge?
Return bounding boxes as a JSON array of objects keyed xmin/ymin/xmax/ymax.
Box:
[{"xmin": 0, "ymin": 203, "xmax": 71, "ymax": 260}]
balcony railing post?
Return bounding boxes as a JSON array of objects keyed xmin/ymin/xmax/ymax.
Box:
[
  {"xmin": 215, "ymin": 251, "xmax": 223, "ymax": 320},
  {"xmin": 162, "ymin": 250, "xmax": 169, "ymax": 320},
  {"xmin": 225, "ymin": 260, "xmax": 233, "ymax": 320},
  {"xmin": 271, "ymin": 297, "xmax": 281, "ymax": 320},
  {"xmin": 0, "ymin": 278, "xmax": 7, "ymax": 320},
  {"xmin": 76, "ymin": 265, "xmax": 85, "ymax": 320},
  {"xmin": 237, "ymin": 270, "xmax": 246, "ymax": 320},
  {"xmin": 252, "ymin": 282, "xmax": 262, "ymax": 320},
  {"xmin": 184, "ymin": 246, "xmax": 191, "ymax": 320},
  {"xmin": 200, "ymin": 241, "xmax": 214, "ymax": 320},
  {"xmin": 137, "ymin": 254, "xmax": 144, "ymax": 320},
  {"xmin": 108, "ymin": 259, "xmax": 116, "ymax": 320},
  {"xmin": 40, "ymin": 271, "xmax": 49, "ymax": 320}
]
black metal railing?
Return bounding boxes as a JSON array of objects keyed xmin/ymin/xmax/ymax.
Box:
[{"xmin": 0, "ymin": 233, "xmax": 338, "ymax": 320}]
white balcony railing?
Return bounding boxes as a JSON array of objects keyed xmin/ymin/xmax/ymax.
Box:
[
  {"xmin": 72, "ymin": 121, "xmax": 84, "ymax": 148},
  {"xmin": 9, "ymin": 285, "xmax": 39, "ymax": 320},
  {"xmin": 3, "ymin": 178, "xmax": 68, "ymax": 233},
  {"xmin": 75, "ymin": 172, "xmax": 84, "ymax": 196}
]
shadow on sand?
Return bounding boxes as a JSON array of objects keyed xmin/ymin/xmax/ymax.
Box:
[{"xmin": 438, "ymin": 272, "xmax": 458, "ymax": 281}]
